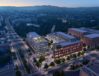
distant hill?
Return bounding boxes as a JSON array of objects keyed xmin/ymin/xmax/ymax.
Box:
[{"xmin": 0, "ymin": 5, "xmax": 99, "ymax": 12}]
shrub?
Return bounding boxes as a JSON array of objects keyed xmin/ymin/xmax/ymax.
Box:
[
  {"xmin": 35, "ymin": 61, "xmax": 41, "ymax": 68},
  {"xmin": 39, "ymin": 55, "xmax": 45, "ymax": 63},
  {"xmin": 66, "ymin": 56, "xmax": 70, "ymax": 60},
  {"xmin": 50, "ymin": 62, "xmax": 55, "ymax": 67},
  {"xmin": 54, "ymin": 59, "xmax": 61, "ymax": 64},
  {"xmin": 44, "ymin": 63, "xmax": 49, "ymax": 70},
  {"xmin": 16, "ymin": 70, "xmax": 22, "ymax": 76},
  {"xmin": 61, "ymin": 58, "xmax": 65, "ymax": 63}
]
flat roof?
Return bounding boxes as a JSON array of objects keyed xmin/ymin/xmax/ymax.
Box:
[
  {"xmin": 33, "ymin": 37, "xmax": 48, "ymax": 43},
  {"xmin": 85, "ymin": 34, "xmax": 99, "ymax": 39},
  {"xmin": 47, "ymin": 32, "xmax": 76, "ymax": 39},
  {"xmin": 80, "ymin": 27, "xmax": 99, "ymax": 34},
  {"xmin": 70, "ymin": 28, "xmax": 87, "ymax": 33},
  {"xmin": 27, "ymin": 32, "xmax": 40, "ymax": 39},
  {"xmin": 56, "ymin": 32, "xmax": 75, "ymax": 39},
  {"xmin": 57, "ymin": 41, "xmax": 80, "ymax": 48}
]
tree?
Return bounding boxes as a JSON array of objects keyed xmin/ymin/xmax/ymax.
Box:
[
  {"xmin": 96, "ymin": 46, "xmax": 99, "ymax": 50},
  {"xmin": 77, "ymin": 52, "xmax": 81, "ymax": 57},
  {"xmin": 71, "ymin": 54, "xmax": 73, "ymax": 58},
  {"xmin": 54, "ymin": 59, "xmax": 61, "ymax": 64},
  {"xmin": 50, "ymin": 62, "xmax": 55, "ymax": 67},
  {"xmin": 39, "ymin": 55, "xmax": 45, "ymax": 63},
  {"xmin": 81, "ymin": 51, "xmax": 85, "ymax": 56},
  {"xmin": 15, "ymin": 65, "xmax": 18, "ymax": 70},
  {"xmin": 44, "ymin": 63, "xmax": 49, "ymax": 70},
  {"xmin": 83, "ymin": 48, "xmax": 87, "ymax": 51},
  {"xmin": 16, "ymin": 70, "xmax": 22, "ymax": 76},
  {"xmin": 70, "ymin": 64, "xmax": 75, "ymax": 70},
  {"xmin": 61, "ymin": 58, "xmax": 65, "ymax": 63},
  {"xmin": 72, "ymin": 54, "xmax": 77, "ymax": 59},
  {"xmin": 66, "ymin": 56, "xmax": 70, "ymax": 60},
  {"xmin": 48, "ymin": 40, "xmax": 53, "ymax": 47},
  {"xmin": 36, "ymin": 61, "xmax": 41, "ymax": 68}
]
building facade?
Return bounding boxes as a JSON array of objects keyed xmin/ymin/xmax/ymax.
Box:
[
  {"xmin": 26, "ymin": 32, "xmax": 49, "ymax": 55},
  {"xmin": 82, "ymin": 34, "xmax": 99, "ymax": 48},
  {"xmin": 53, "ymin": 41, "xmax": 83, "ymax": 58},
  {"xmin": 68, "ymin": 28, "xmax": 88, "ymax": 38}
]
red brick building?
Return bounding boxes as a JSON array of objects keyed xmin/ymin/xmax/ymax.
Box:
[
  {"xmin": 53, "ymin": 41, "xmax": 83, "ymax": 58},
  {"xmin": 68, "ymin": 28, "xmax": 88, "ymax": 38},
  {"xmin": 82, "ymin": 34, "xmax": 99, "ymax": 48}
]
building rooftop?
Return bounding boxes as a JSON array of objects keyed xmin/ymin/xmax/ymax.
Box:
[
  {"xmin": 27, "ymin": 32, "xmax": 40, "ymax": 39},
  {"xmin": 56, "ymin": 41, "xmax": 80, "ymax": 48},
  {"xmin": 56, "ymin": 32, "xmax": 76, "ymax": 39},
  {"xmin": 70, "ymin": 28, "xmax": 87, "ymax": 33},
  {"xmin": 80, "ymin": 27, "xmax": 99, "ymax": 34},
  {"xmin": 85, "ymin": 34, "xmax": 99, "ymax": 39},
  {"xmin": 46, "ymin": 32, "xmax": 66, "ymax": 43},
  {"xmin": 46, "ymin": 32, "xmax": 77, "ymax": 43},
  {"xmin": 33, "ymin": 37, "xmax": 48, "ymax": 43}
]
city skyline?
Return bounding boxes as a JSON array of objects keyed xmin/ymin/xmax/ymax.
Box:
[{"xmin": 0, "ymin": 0, "xmax": 99, "ymax": 7}]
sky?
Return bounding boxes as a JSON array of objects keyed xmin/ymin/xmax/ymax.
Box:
[{"xmin": 0, "ymin": 0, "xmax": 99, "ymax": 7}]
